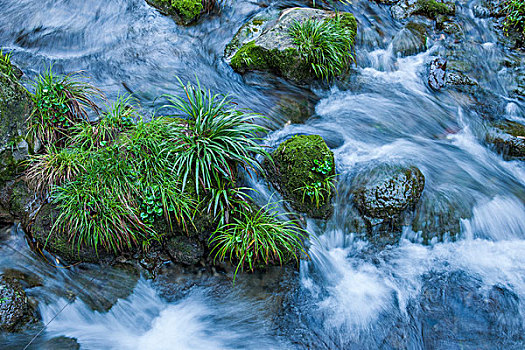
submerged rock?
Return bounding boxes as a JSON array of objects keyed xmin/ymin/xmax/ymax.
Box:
[
  {"xmin": 226, "ymin": 8, "xmax": 357, "ymax": 83},
  {"xmin": 0, "ymin": 275, "xmax": 36, "ymax": 332},
  {"xmin": 487, "ymin": 120, "xmax": 525, "ymax": 160},
  {"xmin": 266, "ymin": 134, "xmax": 335, "ymax": 218},
  {"xmin": 42, "ymin": 336, "xmax": 80, "ymax": 350},
  {"xmin": 392, "ymin": 22, "xmax": 428, "ymax": 57},
  {"xmin": 353, "ymin": 164, "xmax": 425, "ymax": 222}
]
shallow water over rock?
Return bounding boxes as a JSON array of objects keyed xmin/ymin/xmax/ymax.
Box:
[{"xmin": 0, "ymin": 0, "xmax": 524, "ymax": 348}]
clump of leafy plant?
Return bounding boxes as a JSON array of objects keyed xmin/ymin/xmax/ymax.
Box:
[
  {"xmin": 29, "ymin": 68, "xmax": 103, "ymax": 146},
  {"xmin": 288, "ymin": 14, "xmax": 355, "ymax": 80},
  {"xmin": 209, "ymin": 202, "xmax": 307, "ymax": 281},
  {"xmin": 161, "ymin": 78, "xmax": 268, "ymax": 196},
  {"xmin": 312, "ymin": 158, "xmax": 333, "ymax": 175},
  {"xmin": 503, "ymin": 0, "xmax": 525, "ymax": 39}
]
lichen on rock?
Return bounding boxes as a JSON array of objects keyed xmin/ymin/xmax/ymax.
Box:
[
  {"xmin": 0, "ymin": 69, "xmax": 35, "ymax": 224},
  {"xmin": 266, "ymin": 134, "xmax": 335, "ymax": 218}
]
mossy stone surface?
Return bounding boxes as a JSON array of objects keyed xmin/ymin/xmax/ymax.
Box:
[
  {"xmin": 226, "ymin": 8, "xmax": 357, "ymax": 83},
  {"xmin": 413, "ymin": 0, "xmax": 455, "ymax": 19},
  {"xmin": 268, "ymin": 134, "xmax": 335, "ymax": 218},
  {"xmin": 146, "ymin": 0, "xmax": 203, "ymax": 24},
  {"xmin": 487, "ymin": 119, "xmax": 525, "ymax": 160}
]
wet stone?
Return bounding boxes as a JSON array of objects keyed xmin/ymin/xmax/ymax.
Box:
[
  {"xmin": 0, "ymin": 275, "xmax": 35, "ymax": 331},
  {"xmin": 428, "ymin": 58, "xmax": 447, "ymax": 90},
  {"xmin": 487, "ymin": 119, "xmax": 525, "ymax": 160},
  {"xmin": 353, "ymin": 165, "xmax": 425, "ymax": 221}
]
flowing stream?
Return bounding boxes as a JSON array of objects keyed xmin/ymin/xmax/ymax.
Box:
[{"xmin": 0, "ymin": 0, "xmax": 524, "ymax": 348}]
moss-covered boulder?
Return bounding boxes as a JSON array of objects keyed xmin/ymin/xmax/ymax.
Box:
[
  {"xmin": 146, "ymin": 0, "xmax": 205, "ymax": 25},
  {"xmin": 0, "ymin": 275, "xmax": 36, "ymax": 332},
  {"xmin": 225, "ymin": 8, "xmax": 357, "ymax": 83},
  {"xmin": 353, "ymin": 165, "xmax": 425, "ymax": 223},
  {"xmin": 0, "ymin": 69, "xmax": 36, "ymax": 224},
  {"xmin": 266, "ymin": 135, "xmax": 335, "ymax": 218},
  {"xmin": 487, "ymin": 120, "xmax": 525, "ymax": 160},
  {"xmin": 392, "ymin": 0, "xmax": 455, "ymax": 20}
]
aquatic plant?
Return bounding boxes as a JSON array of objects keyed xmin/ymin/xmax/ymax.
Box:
[
  {"xmin": 503, "ymin": 0, "xmax": 525, "ymax": 39},
  {"xmin": 288, "ymin": 14, "xmax": 355, "ymax": 80},
  {"xmin": 209, "ymin": 202, "xmax": 307, "ymax": 281},
  {"xmin": 29, "ymin": 68, "xmax": 103, "ymax": 146},
  {"xmin": 160, "ymin": 78, "xmax": 268, "ymax": 196}
]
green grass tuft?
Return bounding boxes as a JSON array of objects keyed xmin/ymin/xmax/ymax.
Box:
[
  {"xmin": 209, "ymin": 202, "xmax": 307, "ymax": 282},
  {"xmin": 288, "ymin": 14, "xmax": 355, "ymax": 80}
]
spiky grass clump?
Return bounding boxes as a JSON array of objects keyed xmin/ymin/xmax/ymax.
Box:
[
  {"xmin": 0, "ymin": 49, "xmax": 16, "ymax": 79},
  {"xmin": 29, "ymin": 68, "xmax": 103, "ymax": 146},
  {"xmin": 69, "ymin": 94, "xmax": 136, "ymax": 150},
  {"xmin": 289, "ymin": 15, "xmax": 355, "ymax": 80},
  {"xmin": 503, "ymin": 0, "xmax": 525, "ymax": 40},
  {"xmin": 26, "ymin": 146, "xmax": 86, "ymax": 195},
  {"xmin": 161, "ymin": 79, "xmax": 268, "ymax": 196},
  {"xmin": 210, "ymin": 202, "xmax": 307, "ymax": 281},
  {"xmin": 50, "ymin": 118, "xmax": 197, "ymax": 252}
]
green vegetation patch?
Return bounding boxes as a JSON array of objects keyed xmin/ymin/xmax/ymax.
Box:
[
  {"xmin": 26, "ymin": 71, "xmax": 306, "ymax": 274},
  {"xmin": 156, "ymin": 0, "xmax": 203, "ymax": 22},
  {"xmin": 503, "ymin": 0, "xmax": 525, "ymax": 41},
  {"xmin": 210, "ymin": 202, "xmax": 307, "ymax": 282},
  {"xmin": 288, "ymin": 13, "xmax": 356, "ymax": 80},
  {"xmin": 413, "ymin": 0, "xmax": 455, "ymax": 19}
]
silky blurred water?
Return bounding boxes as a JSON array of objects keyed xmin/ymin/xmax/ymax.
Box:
[{"xmin": 0, "ymin": 0, "xmax": 524, "ymax": 348}]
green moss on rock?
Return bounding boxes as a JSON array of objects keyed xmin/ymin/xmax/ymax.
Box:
[
  {"xmin": 267, "ymin": 135, "xmax": 335, "ymax": 218},
  {"xmin": 146, "ymin": 0, "xmax": 203, "ymax": 24},
  {"xmin": 414, "ymin": 0, "xmax": 455, "ymax": 19}
]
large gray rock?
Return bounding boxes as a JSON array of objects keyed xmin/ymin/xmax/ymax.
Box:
[
  {"xmin": 392, "ymin": 0, "xmax": 455, "ymax": 20},
  {"xmin": 226, "ymin": 8, "xmax": 357, "ymax": 83},
  {"xmin": 353, "ymin": 165, "xmax": 425, "ymax": 222}
]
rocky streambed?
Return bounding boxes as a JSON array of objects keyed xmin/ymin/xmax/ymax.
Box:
[{"xmin": 0, "ymin": 0, "xmax": 524, "ymax": 348}]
